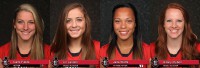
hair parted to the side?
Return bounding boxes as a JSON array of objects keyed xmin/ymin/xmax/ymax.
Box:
[
  {"xmin": 10, "ymin": 3, "xmax": 44, "ymax": 59},
  {"xmin": 50, "ymin": 3, "xmax": 95, "ymax": 60},
  {"xmin": 155, "ymin": 3, "xmax": 200, "ymax": 60}
]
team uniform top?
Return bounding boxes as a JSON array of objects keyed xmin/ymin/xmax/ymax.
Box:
[
  {"xmin": 150, "ymin": 42, "xmax": 200, "ymax": 60},
  {"xmin": 0, "ymin": 42, "xmax": 50, "ymax": 60},
  {"xmin": 50, "ymin": 40, "xmax": 100, "ymax": 60},
  {"xmin": 100, "ymin": 42, "xmax": 151, "ymax": 60}
]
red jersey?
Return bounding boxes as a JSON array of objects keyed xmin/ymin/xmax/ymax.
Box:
[
  {"xmin": 100, "ymin": 42, "xmax": 151, "ymax": 60},
  {"xmin": 50, "ymin": 40, "xmax": 100, "ymax": 60},
  {"xmin": 150, "ymin": 42, "xmax": 200, "ymax": 60},
  {"xmin": 0, "ymin": 42, "xmax": 50, "ymax": 60}
]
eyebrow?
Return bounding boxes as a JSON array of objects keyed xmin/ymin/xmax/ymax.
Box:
[
  {"xmin": 114, "ymin": 18, "xmax": 120, "ymax": 19},
  {"xmin": 28, "ymin": 20, "xmax": 34, "ymax": 21},
  {"xmin": 76, "ymin": 17, "xmax": 83, "ymax": 19},
  {"xmin": 126, "ymin": 18, "xmax": 133, "ymax": 20},
  {"xmin": 16, "ymin": 19, "xmax": 34, "ymax": 21}
]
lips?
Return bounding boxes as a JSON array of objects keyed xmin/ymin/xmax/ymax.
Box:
[
  {"xmin": 170, "ymin": 29, "xmax": 178, "ymax": 34},
  {"xmin": 119, "ymin": 31, "xmax": 129, "ymax": 36},
  {"xmin": 69, "ymin": 29, "xmax": 80, "ymax": 33},
  {"xmin": 21, "ymin": 31, "xmax": 31, "ymax": 35}
]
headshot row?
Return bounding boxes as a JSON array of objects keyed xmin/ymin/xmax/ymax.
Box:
[{"xmin": 0, "ymin": 0, "xmax": 199, "ymax": 68}]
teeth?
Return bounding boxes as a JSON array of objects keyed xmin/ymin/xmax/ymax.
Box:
[
  {"xmin": 70, "ymin": 29, "xmax": 80, "ymax": 33},
  {"xmin": 71, "ymin": 29, "xmax": 79, "ymax": 31},
  {"xmin": 119, "ymin": 31, "xmax": 128, "ymax": 35},
  {"xmin": 171, "ymin": 30, "xmax": 177, "ymax": 33},
  {"xmin": 120, "ymin": 32, "xmax": 127, "ymax": 34},
  {"xmin": 71, "ymin": 30, "xmax": 79, "ymax": 31},
  {"xmin": 22, "ymin": 32, "xmax": 29, "ymax": 35}
]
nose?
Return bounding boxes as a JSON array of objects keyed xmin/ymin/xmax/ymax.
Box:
[
  {"xmin": 172, "ymin": 21, "xmax": 177, "ymax": 28},
  {"xmin": 72, "ymin": 20, "xmax": 77, "ymax": 28},
  {"xmin": 23, "ymin": 23, "xmax": 28, "ymax": 30},
  {"xmin": 120, "ymin": 21, "xmax": 126, "ymax": 29}
]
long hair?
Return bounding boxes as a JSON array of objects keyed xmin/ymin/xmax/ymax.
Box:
[
  {"xmin": 10, "ymin": 3, "xmax": 44, "ymax": 59},
  {"xmin": 107, "ymin": 3, "xmax": 143, "ymax": 59},
  {"xmin": 51, "ymin": 3, "xmax": 95, "ymax": 60},
  {"xmin": 155, "ymin": 3, "xmax": 199, "ymax": 60}
]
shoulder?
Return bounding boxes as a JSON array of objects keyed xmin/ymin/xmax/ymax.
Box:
[
  {"xmin": 101, "ymin": 43, "xmax": 109, "ymax": 51},
  {"xmin": 141, "ymin": 42, "xmax": 151, "ymax": 60},
  {"xmin": 150, "ymin": 42, "xmax": 156, "ymax": 58},
  {"xmin": 100, "ymin": 43, "xmax": 110, "ymax": 57},
  {"xmin": 92, "ymin": 40, "xmax": 100, "ymax": 60},
  {"xmin": 142, "ymin": 42, "xmax": 150, "ymax": 48},
  {"xmin": 43, "ymin": 44, "xmax": 50, "ymax": 50},
  {"xmin": 0, "ymin": 42, "xmax": 11, "ymax": 49},
  {"xmin": 196, "ymin": 42, "xmax": 200, "ymax": 53},
  {"xmin": 43, "ymin": 43, "xmax": 50, "ymax": 53},
  {"xmin": 0, "ymin": 42, "xmax": 11, "ymax": 59},
  {"xmin": 150, "ymin": 42, "xmax": 156, "ymax": 49},
  {"xmin": 43, "ymin": 43, "xmax": 51, "ymax": 59},
  {"xmin": 92, "ymin": 40, "xmax": 100, "ymax": 49},
  {"xmin": 93, "ymin": 40, "xmax": 100, "ymax": 45}
]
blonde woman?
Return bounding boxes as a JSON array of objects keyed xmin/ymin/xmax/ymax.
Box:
[{"xmin": 0, "ymin": 3, "xmax": 50, "ymax": 61}]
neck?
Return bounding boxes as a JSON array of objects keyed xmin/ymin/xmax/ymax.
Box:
[
  {"xmin": 167, "ymin": 35, "xmax": 182, "ymax": 54},
  {"xmin": 18, "ymin": 38, "xmax": 33, "ymax": 50},
  {"xmin": 69, "ymin": 37, "xmax": 82, "ymax": 53},
  {"xmin": 117, "ymin": 36, "xmax": 133, "ymax": 48},
  {"xmin": 17, "ymin": 37, "xmax": 33, "ymax": 54}
]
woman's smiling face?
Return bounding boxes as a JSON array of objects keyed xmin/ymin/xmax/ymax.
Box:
[
  {"xmin": 164, "ymin": 8, "xmax": 184, "ymax": 39},
  {"xmin": 65, "ymin": 8, "xmax": 86, "ymax": 39},
  {"xmin": 14, "ymin": 10, "xmax": 36, "ymax": 41},
  {"xmin": 113, "ymin": 7, "xmax": 136, "ymax": 41}
]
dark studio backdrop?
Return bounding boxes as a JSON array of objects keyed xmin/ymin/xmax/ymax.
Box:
[
  {"xmin": 0, "ymin": 0, "xmax": 199, "ymax": 46},
  {"xmin": 50, "ymin": 0, "xmax": 100, "ymax": 43},
  {"xmin": 100, "ymin": 0, "xmax": 200, "ymax": 46},
  {"xmin": 0, "ymin": 0, "xmax": 50, "ymax": 45}
]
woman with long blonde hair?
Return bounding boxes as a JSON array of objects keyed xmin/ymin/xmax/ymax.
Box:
[{"xmin": 0, "ymin": 3, "xmax": 50, "ymax": 60}]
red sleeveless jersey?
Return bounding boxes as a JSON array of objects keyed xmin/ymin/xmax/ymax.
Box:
[
  {"xmin": 100, "ymin": 42, "xmax": 151, "ymax": 60},
  {"xmin": 0, "ymin": 42, "xmax": 50, "ymax": 60}
]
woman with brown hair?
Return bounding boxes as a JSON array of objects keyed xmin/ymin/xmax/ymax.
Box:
[
  {"xmin": 0, "ymin": 3, "xmax": 50, "ymax": 60},
  {"xmin": 150, "ymin": 3, "xmax": 200, "ymax": 61},
  {"xmin": 50, "ymin": 2, "xmax": 100, "ymax": 61}
]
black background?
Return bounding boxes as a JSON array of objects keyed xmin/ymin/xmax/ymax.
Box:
[{"xmin": 0, "ymin": 0, "xmax": 199, "ymax": 46}]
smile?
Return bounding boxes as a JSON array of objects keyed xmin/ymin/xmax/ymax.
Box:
[
  {"xmin": 70, "ymin": 29, "xmax": 80, "ymax": 33},
  {"xmin": 21, "ymin": 31, "xmax": 31, "ymax": 35},
  {"xmin": 119, "ymin": 31, "xmax": 129, "ymax": 36},
  {"xmin": 170, "ymin": 29, "xmax": 178, "ymax": 34}
]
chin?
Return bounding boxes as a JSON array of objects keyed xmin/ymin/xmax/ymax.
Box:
[
  {"xmin": 70, "ymin": 35, "xmax": 81, "ymax": 39},
  {"xmin": 21, "ymin": 38, "xmax": 31, "ymax": 41},
  {"xmin": 169, "ymin": 35, "xmax": 180, "ymax": 39},
  {"xmin": 118, "ymin": 37, "xmax": 129, "ymax": 41}
]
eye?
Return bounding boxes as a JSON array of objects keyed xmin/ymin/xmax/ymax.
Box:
[
  {"xmin": 114, "ymin": 19, "xmax": 120, "ymax": 23},
  {"xmin": 76, "ymin": 18, "xmax": 83, "ymax": 22},
  {"xmin": 126, "ymin": 19, "xmax": 133, "ymax": 24},
  {"xmin": 17, "ymin": 20, "xmax": 24, "ymax": 24},
  {"xmin": 66, "ymin": 18, "xmax": 71, "ymax": 23},
  {"xmin": 166, "ymin": 20, "xmax": 172, "ymax": 22},
  {"xmin": 177, "ymin": 20, "xmax": 183, "ymax": 22},
  {"xmin": 28, "ymin": 20, "xmax": 34, "ymax": 24}
]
